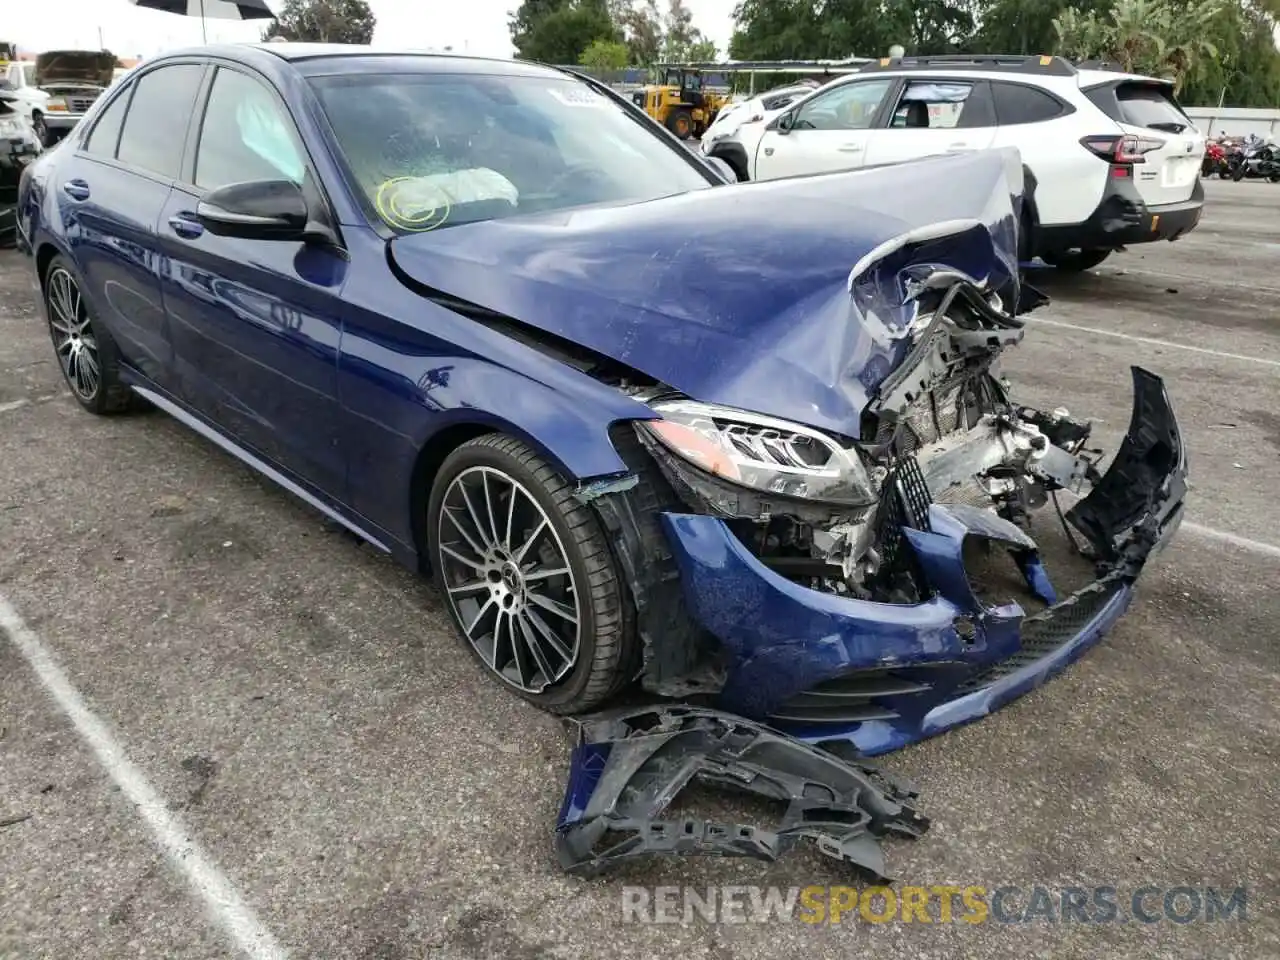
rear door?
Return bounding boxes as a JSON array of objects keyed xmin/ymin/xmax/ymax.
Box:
[
  {"xmin": 751, "ymin": 77, "xmax": 896, "ymax": 180},
  {"xmin": 863, "ymin": 78, "xmax": 997, "ymax": 167},
  {"xmin": 53, "ymin": 62, "xmax": 205, "ymax": 389},
  {"xmin": 1085, "ymin": 80, "xmax": 1204, "ymax": 206}
]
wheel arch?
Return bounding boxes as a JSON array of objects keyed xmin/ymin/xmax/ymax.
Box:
[
  {"xmin": 406, "ymin": 409, "xmax": 647, "ymax": 575},
  {"xmin": 35, "ymin": 241, "xmax": 61, "ymax": 287}
]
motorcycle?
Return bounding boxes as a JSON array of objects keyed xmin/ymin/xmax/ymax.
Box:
[
  {"xmin": 1229, "ymin": 133, "xmax": 1280, "ymax": 182},
  {"xmin": 1201, "ymin": 140, "xmax": 1227, "ymax": 177}
]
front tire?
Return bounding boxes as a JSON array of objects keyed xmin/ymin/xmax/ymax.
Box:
[
  {"xmin": 666, "ymin": 108, "xmax": 694, "ymax": 140},
  {"xmin": 1041, "ymin": 248, "xmax": 1112, "ymax": 272},
  {"xmin": 43, "ymin": 256, "xmax": 137, "ymax": 414},
  {"xmin": 427, "ymin": 435, "xmax": 636, "ymax": 714}
]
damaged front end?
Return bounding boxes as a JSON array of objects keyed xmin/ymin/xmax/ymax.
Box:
[{"xmin": 592, "ymin": 196, "xmax": 1186, "ymax": 756}]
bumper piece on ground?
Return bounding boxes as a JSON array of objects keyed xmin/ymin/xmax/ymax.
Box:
[
  {"xmin": 660, "ymin": 367, "xmax": 1187, "ymax": 755},
  {"xmin": 555, "ymin": 705, "xmax": 929, "ymax": 880}
]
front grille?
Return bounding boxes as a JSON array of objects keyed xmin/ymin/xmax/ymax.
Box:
[
  {"xmin": 768, "ymin": 671, "xmax": 932, "ymax": 724},
  {"xmin": 953, "ymin": 575, "xmax": 1127, "ymax": 693},
  {"xmin": 68, "ymin": 95, "xmax": 99, "ymax": 114}
]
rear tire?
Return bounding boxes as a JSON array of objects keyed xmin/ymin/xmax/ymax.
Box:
[
  {"xmin": 427, "ymin": 434, "xmax": 637, "ymax": 715},
  {"xmin": 43, "ymin": 256, "xmax": 138, "ymax": 415},
  {"xmin": 1040, "ymin": 248, "xmax": 1112, "ymax": 272}
]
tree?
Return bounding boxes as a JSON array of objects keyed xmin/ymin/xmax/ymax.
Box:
[
  {"xmin": 617, "ymin": 0, "xmax": 664, "ymax": 64},
  {"xmin": 1053, "ymin": 0, "xmax": 1223, "ymax": 93},
  {"xmin": 510, "ymin": 0, "xmax": 619, "ymax": 63},
  {"xmin": 580, "ymin": 38, "xmax": 631, "ymax": 68},
  {"xmin": 688, "ymin": 37, "xmax": 718, "ymax": 60},
  {"xmin": 263, "ymin": 0, "xmax": 376, "ymax": 44}
]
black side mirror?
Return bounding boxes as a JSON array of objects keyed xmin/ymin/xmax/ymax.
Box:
[
  {"xmin": 775, "ymin": 111, "xmax": 795, "ymax": 135},
  {"xmin": 196, "ymin": 179, "xmax": 310, "ymax": 241}
]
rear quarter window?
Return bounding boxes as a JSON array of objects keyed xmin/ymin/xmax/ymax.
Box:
[{"xmin": 991, "ymin": 82, "xmax": 1070, "ymax": 125}]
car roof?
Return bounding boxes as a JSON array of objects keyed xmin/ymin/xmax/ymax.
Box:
[{"xmin": 152, "ymin": 42, "xmax": 564, "ymax": 80}]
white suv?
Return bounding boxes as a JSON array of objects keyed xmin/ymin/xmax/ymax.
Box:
[{"xmin": 706, "ymin": 55, "xmax": 1206, "ymax": 271}]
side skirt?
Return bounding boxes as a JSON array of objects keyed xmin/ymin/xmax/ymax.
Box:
[{"xmin": 127, "ymin": 381, "xmax": 395, "ymax": 556}]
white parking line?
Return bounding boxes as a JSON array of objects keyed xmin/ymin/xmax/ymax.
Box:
[
  {"xmin": 1182, "ymin": 521, "xmax": 1280, "ymax": 560},
  {"xmin": 1028, "ymin": 316, "xmax": 1280, "ymax": 368},
  {"xmin": 0, "ymin": 399, "xmax": 29, "ymax": 414},
  {"xmin": 1057, "ymin": 490, "xmax": 1280, "ymax": 560},
  {"xmin": 0, "ymin": 596, "xmax": 288, "ymax": 960}
]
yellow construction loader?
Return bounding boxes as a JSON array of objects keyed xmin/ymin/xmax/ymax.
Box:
[{"xmin": 630, "ymin": 66, "xmax": 729, "ymax": 140}]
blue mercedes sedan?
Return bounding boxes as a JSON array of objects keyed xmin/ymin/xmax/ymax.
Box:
[{"xmin": 16, "ymin": 44, "xmax": 1186, "ymax": 755}]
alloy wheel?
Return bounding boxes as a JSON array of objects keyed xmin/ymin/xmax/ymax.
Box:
[
  {"xmin": 436, "ymin": 466, "xmax": 581, "ymax": 693},
  {"xmin": 46, "ymin": 267, "xmax": 101, "ymax": 402}
]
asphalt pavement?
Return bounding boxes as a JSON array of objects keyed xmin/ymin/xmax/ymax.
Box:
[{"xmin": 1, "ymin": 178, "xmax": 1278, "ymax": 959}]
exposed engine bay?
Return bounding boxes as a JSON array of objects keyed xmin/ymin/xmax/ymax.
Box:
[{"xmin": 629, "ymin": 275, "xmax": 1099, "ymax": 607}]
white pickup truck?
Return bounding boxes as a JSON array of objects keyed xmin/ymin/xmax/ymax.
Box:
[{"xmin": 1, "ymin": 50, "xmax": 115, "ymax": 147}]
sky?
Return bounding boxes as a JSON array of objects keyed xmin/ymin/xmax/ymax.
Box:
[{"xmin": 5, "ymin": 0, "xmax": 741, "ymax": 61}]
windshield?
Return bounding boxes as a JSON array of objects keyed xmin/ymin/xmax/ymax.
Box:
[
  {"xmin": 21, "ymin": 64, "xmax": 33, "ymax": 87},
  {"xmin": 310, "ymin": 71, "xmax": 713, "ymax": 234}
]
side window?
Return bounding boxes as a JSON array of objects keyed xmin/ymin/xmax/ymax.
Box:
[
  {"xmin": 195, "ymin": 67, "xmax": 306, "ymax": 190},
  {"xmin": 889, "ymin": 81, "xmax": 973, "ymax": 130},
  {"xmin": 792, "ymin": 79, "xmax": 893, "ymax": 132},
  {"xmin": 991, "ymin": 82, "xmax": 1068, "ymax": 126},
  {"xmin": 117, "ymin": 64, "xmax": 204, "ymax": 179},
  {"xmin": 84, "ymin": 89, "xmax": 130, "ymax": 158}
]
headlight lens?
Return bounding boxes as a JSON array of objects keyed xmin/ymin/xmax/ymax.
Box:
[
  {"xmin": 638, "ymin": 399, "xmax": 877, "ymax": 505},
  {"xmin": 46, "ymin": 98, "xmax": 67, "ymax": 112}
]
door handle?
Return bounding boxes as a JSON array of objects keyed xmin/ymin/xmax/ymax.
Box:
[
  {"xmin": 168, "ymin": 214, "xmax": 204, "ymax": 240},
  {"xmin": 838, "ymin": 143, "xmax": 863, "ymax": 153},
  {"xmin": 947, "ymin": 142, "xmax": 970, "ymax": 151},
  {"xmin": 62, "ymin": 180, "xmax": 90, "ymax": 201}
]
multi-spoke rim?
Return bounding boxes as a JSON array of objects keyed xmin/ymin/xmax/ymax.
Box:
[
  {"xmin": 46, "ymin": 267, "xmax": 100, "ymax": 402},
  {"xmin": 436, "ymin": 466, "xmax": 582, "ymax": 694}
]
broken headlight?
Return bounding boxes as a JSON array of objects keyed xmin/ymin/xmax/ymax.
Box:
[{"xmin": 637, "ymin": 400, "xmax": 877, "ymax": 505}]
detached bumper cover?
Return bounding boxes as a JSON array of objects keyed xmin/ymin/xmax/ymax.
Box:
[
  {"xmin": 556, "ymin": 705, "xmax": 928, "ymax": 879},
  {"xmin": 661, "ymin": 367, "xmax": 1187, "ymax": 756}
]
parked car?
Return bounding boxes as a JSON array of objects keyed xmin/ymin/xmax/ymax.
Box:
[
  {"xmin": 699, "ymin": 80, "xmax": 821, "ymax": 158},
  {"xmin": 3, "ymin": 50, "xmax": 115, "ymax": 146},
  {"xmin": 0, "ymin": 86, "xmax": 42, "ymax": 246},
  {"xmin": 17, "ymin": 45, "xmax": 1186, "ymax": 755},
  {"xmin": 705, "ymin": 55, "xmax": 1206, "ymax": 272}
]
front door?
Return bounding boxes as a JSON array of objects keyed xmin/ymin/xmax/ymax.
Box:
[
  {"xmin": 157, "ymin": 64, "xmax": 349, "ymax": 498},
  {"xmin": 752, "ymin": 78, "xmax": 896, "ymax": 181}
]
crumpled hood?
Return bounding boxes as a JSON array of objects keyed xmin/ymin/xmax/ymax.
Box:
[
  {"xmin": 388, "ymin": 148, "xmax": 1024, "ymax": 438},
  {"xmin": 35, "ymin": 51, "xmax": 115, "ymax": 88}
]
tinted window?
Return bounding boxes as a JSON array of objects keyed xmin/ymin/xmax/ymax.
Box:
[
  {"xmin": 991, "ymin": 82, "xmax": 1066, "ymax": 125},
  {"xmin": 195, "ymin": 68, "xmax": 305, "ymax": 190},
  {"xmin": 84, "ymin": 89, "xmax": 129, "ymax": 157},
  {"xmin": 793, "ymin": 79, "xmax": 893, "ymax": 131},
  {"xmin": 117, "ymin": 64, "xmax": 204, "ymax": 179},
  {"xmin": 1115, "ymin": 82, "xmax": 1191, "ymax": 133},
  {"xmin": 310, "ymin": 72, "xmax": 712, "ymax": 234},
  {"xmin": 889, "ymin": 81, "xmax": 972, "ymax": 130}
]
